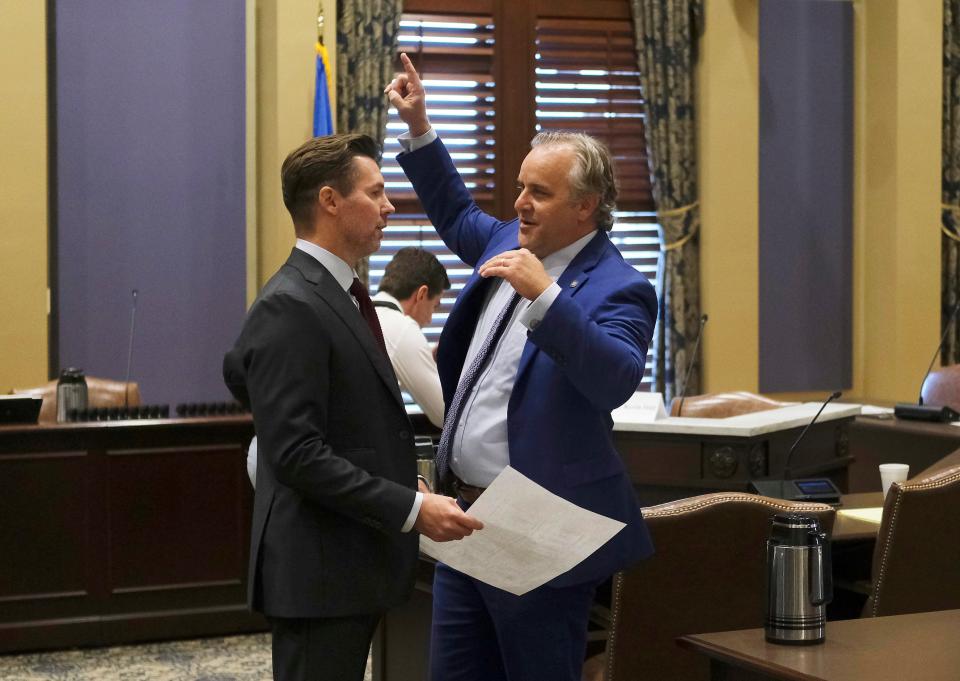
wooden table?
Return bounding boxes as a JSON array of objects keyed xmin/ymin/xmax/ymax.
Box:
[
  {"xmin": 678, "ymin": 608, "xmax": 960, "ymax": 680},
  {"xmin": 848, "ymin": 415, "xmax": 960, "ymax": 492},
  {"xmin": 833, "ymin": 492, "xmax": 883, "ymax": 542}
]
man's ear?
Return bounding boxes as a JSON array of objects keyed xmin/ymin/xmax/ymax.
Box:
[
  {"xmin": 415, "ymin": 284, "xmax": 430, "ymax": 302},
  {"xmin": 317, "ymin": 186, "xmax": 338, "ymax": 215},
  {"xmin": 577, "ymin": 193, "xmax": 600, "ymax": 222}
]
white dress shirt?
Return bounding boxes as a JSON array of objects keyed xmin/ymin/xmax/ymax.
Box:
[
  {"xmin": 449, "ymin": 232, "xmax": 595, "ymax": 486},
  {"xmin": 247, "ymin": 240, "xmax": 423, "ymax": 532},
  {"xmin": 373, "ymin": 291, "xmax": 445, "ymax": 428}
]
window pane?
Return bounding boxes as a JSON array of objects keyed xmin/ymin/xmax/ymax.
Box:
[{"xmin": 375, "ymin": 11, "xmax": 660, "ymax": 391}]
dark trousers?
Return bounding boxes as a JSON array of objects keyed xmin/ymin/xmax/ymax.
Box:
[
  {"xmin": 429, "ymin": 561, "xmax": 600, "ymax": 681},
  {"xmin": 269, "ymin": 613, "xmax": 382, "ymax": 681}
]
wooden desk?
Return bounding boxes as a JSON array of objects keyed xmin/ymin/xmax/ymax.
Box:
[
  {"xmin": 848, "ymin": 416, "xmax": 960, "ymax": 493},
  {"xmin": 614, "ymin": 405, "xmax": 857, "ymax": 505},
  {"xmin": 833, "ymin": 492, "xmax": 883, "ymax": 542},
  {"xmin": 678, "ymin": 608, "xmax": 960, "ymax": 681},
  {"xmin": 0, "ymin": 416, "xmax": 262, "ymax": 653}
]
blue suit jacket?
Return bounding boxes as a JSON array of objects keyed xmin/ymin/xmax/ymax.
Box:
[{"xmin": 398, "ymin": 138, "xmax": 656, "ymax": 585}]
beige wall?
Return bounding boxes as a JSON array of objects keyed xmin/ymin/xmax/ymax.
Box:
[
  {"xmin": 856, "ymin": 0, "xmax": 941, "ymax": 402},
  {"xmin": 698, "ymin": 0, "xmax": 759, "ymax": 394},
  {"xmin": 698, "ymin": 0, "xmax": 942, "ymax": 403},
  {"xmin": 253, "ymin": 0, "xmax": 335, "ymax": 294},
  {"xmin": 0, "ymin": 2, "xmax": 48, "ymax": 392}
]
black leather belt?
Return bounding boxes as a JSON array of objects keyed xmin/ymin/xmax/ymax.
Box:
[{"xmin": 453, "ymin": 477, "xmax": 486, "ymax": 504}]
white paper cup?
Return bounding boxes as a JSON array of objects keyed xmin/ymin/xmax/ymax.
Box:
[{"xmin": 879, "ymin": 463, "xmax": 910, "ymax": 498}]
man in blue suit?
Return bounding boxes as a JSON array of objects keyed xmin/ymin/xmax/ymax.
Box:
[{"xmin": 386, "ymin": 54, "xmax": 657, "ymax": 681}]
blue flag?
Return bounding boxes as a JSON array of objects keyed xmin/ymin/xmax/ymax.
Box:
[{"xmin": 313, "ymin": 42, "xmax": 334, "ymax": 136}]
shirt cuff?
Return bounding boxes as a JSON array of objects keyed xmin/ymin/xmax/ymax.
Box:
[
  {"xmin": 397, "ymin": 127, "xmax": 438, "ymax": 153},
  {"xmin": 518, "ymin": 282, "xmax": 561, "ymax": 331},
  {"xmin": 401, "ymin": 491, "xmax": 424, "ymax": 533}
]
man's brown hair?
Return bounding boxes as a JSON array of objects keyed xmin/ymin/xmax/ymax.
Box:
[
  {"xmin": 378, "ymin": 247, "xmax": 451, "ymax": 300},
  {"xmin": 281, "ymin": 133, "xmax": 381, "ymax": 228}
]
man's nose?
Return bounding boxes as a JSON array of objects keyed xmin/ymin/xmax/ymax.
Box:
[
  {"xmin": 514, "ymin": 191, "xmax": 528, "ymax": 213},
  {"xmin": 383, "ymin": 197, "xmax": 395, "ymax": 215}
]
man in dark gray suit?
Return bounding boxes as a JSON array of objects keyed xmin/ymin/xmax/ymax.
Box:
[{"xmin": 223, "ymin": 133, "xmax": 481, "ymax": 681}]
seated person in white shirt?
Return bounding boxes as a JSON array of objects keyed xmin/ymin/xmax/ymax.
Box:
[
  {"xmin": 372, "ymin": 246, "xmax": 447, "ymax": 428},
  {"xmin": 246, "ymin": 246, "xmax": 449, "ymax": 486}
]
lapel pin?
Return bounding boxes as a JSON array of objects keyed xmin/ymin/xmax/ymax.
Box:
[{"xmin": 570, "ymin": 280, "xmax": 579, "ymax": 288}]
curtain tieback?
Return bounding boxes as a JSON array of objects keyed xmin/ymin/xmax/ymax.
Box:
[
  {"xmin": 942, "ymin": 203, "xmax": 960, "ymax": 243},
  {"xmin": 658, "ymin": 200, "xmax": 700, "ymax": 252}
]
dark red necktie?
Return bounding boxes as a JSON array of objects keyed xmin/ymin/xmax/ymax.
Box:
[{"xmin": 349, "ymin": 278, "xmax": 388, "ymax": 356}]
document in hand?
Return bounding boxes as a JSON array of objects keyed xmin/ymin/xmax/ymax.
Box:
[{"xmin": 419, "ymin": 466, "xmax": 626, "ymax": 595}]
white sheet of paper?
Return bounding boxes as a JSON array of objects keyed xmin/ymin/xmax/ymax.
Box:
[
  {"xmin": 615, "ymin": 391, "xmax": 668, "ymax": 422},
  {"xmin": 860, "ymin": 405, "xmax": 895, "ymax": 416},
  {"xmin": 837, "ymin": 507, "xmax": 884, "ymax": 524},
  {"xmin": 419, "ymin": 466, "xmax": 626, "ymax": 596}
]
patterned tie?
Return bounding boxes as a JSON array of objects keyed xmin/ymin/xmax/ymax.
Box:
[
  {"xmin": 434, "ymin": 290, "xmax": 523, "ymax": 484},
  {"xmin": 349, "ymin": 278, "xmax": 388, "ymax": 357}
]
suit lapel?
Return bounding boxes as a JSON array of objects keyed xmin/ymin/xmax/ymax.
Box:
[
  {"xmin": 438, "ymin": 234, "xmax": 519, "ymax": 391},
  {"xmin": 515, "ymin": 231, "xmax": 608, "ymax": 384},
  {"xmin": 286, "ymin": 250, "xmax": 405, "ymax": 409}
]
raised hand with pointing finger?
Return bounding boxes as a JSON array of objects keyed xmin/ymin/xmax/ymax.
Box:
[{"xmin": 384, "ymin": 52, "xmax": 431, "ymax": 137}]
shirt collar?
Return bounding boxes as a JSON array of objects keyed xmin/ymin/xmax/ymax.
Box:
[
  {"xmin": 540, "ymin": 230, "xmax": 599, "ymax": 277},
  {"xmin": 295, "ymin": 239, "xmax": 356, "ymax": 292}
]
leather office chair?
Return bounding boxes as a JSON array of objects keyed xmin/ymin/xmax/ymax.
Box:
[
  {"xmin": 584, "ymin": 493, "xmax": 834, "ymax": 681},
  {"xmin": 12, "ymin": 377, "xmax": 141, "ymax": 423},
  {"xmin": 920, "ymin": 363, "xmax": 960, "ymax": 412},
  {"xmin": 914, "ymin": 446, "xmax": 960, "ymax": 479},
  {"xmin": 862, "ymin": 463, "xmax": 960, "ymax": 617},
  {"xmin": 669, "ymin": 391, "xmax": 789, "ymax": 418}
]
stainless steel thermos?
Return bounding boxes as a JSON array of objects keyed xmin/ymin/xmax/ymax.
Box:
[
  {"xmin": 56, "ymin": 367, "xmax": 88, "ymax": 422},
  {"xmin": 765, "ymin": 513, "xmax": 832, "ymax": 645},
  {"xmin": 415, "ymin": 436, "xmax": 438, "ymax": 491}
]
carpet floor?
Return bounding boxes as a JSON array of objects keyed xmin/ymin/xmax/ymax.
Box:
[{"xmin": 0, "ymin": 634, "xmax": 373, "ymax": 681}]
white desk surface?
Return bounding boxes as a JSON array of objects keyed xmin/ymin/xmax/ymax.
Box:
[{"xmin": 611, "ymin": 402, "xmax": 862, "ymax": 437}]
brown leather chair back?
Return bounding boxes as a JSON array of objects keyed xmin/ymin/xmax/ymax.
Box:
[
  {"xmin": 920, "ymin": 364, "xmax": 960, "ymax": 412},
  {"xmin": 602, "ymin": 493, "xmax": 835, "ymax": 681},
  {"xmin": 914, "ymin": 447, "xmax": 960, "ymax": 479},
  {"xmin": 669, "ymin": 392, "xmax": 789, "ymax": 418},
  {"xmin": 863, "ymin": 464, "xmax": 960, "ymax": 617},
  {"xmin": 13, "ymin": 377, "xmax": 141, "ymax": 423}
]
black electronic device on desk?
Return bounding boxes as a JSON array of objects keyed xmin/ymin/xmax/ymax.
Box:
[
  {"xmin": 893, "ymin": 402, "xmax": 959, "ymax": 422},
  {"xmin": 0, "ymin": 395, "xmax": 43, "ymax": 424},
  {"xmin": 750, "ymin": 478, "xmax": 842, "ymax": 504},
  {"xmin": 894, "ymin": 299, "xmax": 960, "ymax": 422},
  {"xmin": 748, "ymin": 391, "xmax": 843, "ymax": 504}
]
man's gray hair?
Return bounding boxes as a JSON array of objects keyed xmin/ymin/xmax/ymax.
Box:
[{"xmin": 530, "ymin": 131, "xmax": 618, "ymax": 231}]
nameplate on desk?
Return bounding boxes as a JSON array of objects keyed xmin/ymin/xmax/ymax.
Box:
[{"xmin": 618, "ymin": 392, "xmax": 667, "ymax": 423}]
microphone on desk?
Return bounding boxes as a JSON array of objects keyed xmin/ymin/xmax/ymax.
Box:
[
  {"xmin": 123, "ymin": 289, "xmax": 138, "ymax": 410},
  {"xmin": 675, "ymin": 314, "xmax": 708, "ymax": 416},
  {"xmin": 893, "ymin": 299, "xmax": 960, "ymax": 422},
  {"xmin": 783, "ymin": 391, "xmax": 842, "ymax": 480},
  {"xmin": 748, "ymin": 391, "xmax": 843, "ymax": 503}
]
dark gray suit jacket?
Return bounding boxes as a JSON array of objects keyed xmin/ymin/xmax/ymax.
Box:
[{"xmin": 223, "ymin": 248, "xmax": 419, "ymax": 618}]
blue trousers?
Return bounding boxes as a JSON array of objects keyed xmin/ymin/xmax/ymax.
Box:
[{"xmin": 429, "ymin": 561, "xmax": 600, "ymax": 681}]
